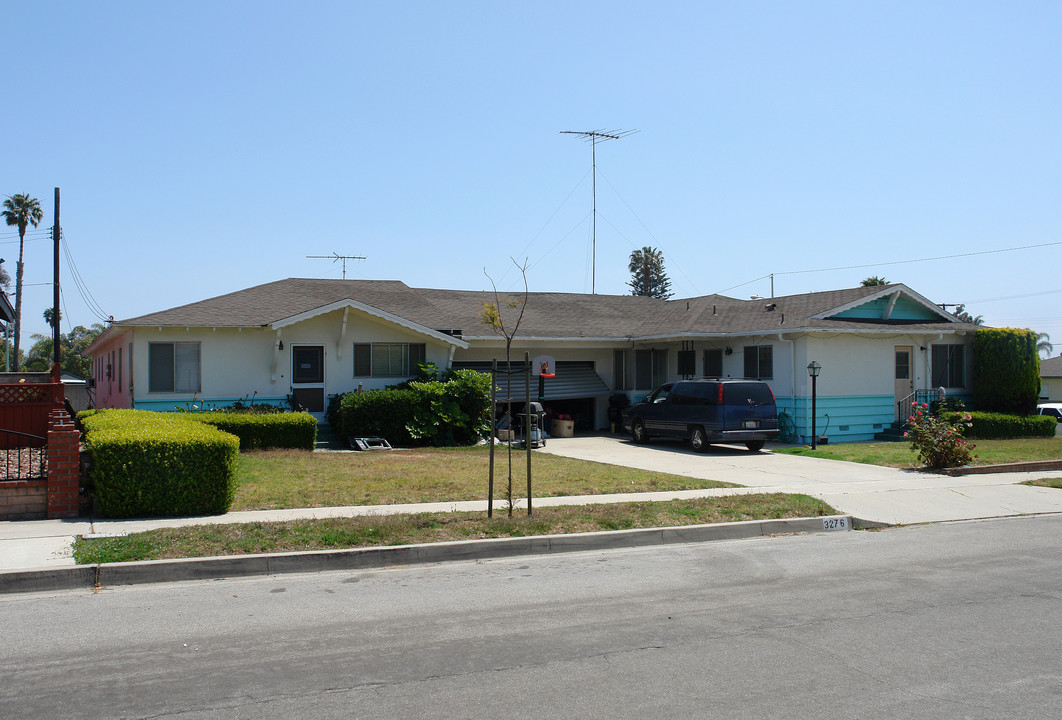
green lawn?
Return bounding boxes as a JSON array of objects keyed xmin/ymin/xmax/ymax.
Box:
[
  {"xmin": 773, "ymin": 437, "xmax": 1062, "ymax": 468},
  {"xmin": 74, "ymin": 445, "xmax": 840, "ymax": 564},
  {"xmin": 233, "ymin": 446, "xmax": 740, "ymax": 510}
]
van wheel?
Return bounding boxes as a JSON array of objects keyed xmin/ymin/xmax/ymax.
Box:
[
  {"xmin": 745, "ymin": 440, "xmax": 765, "ymax": 452},
  {"xmin": 690, "ymin": 426, "xmax": 710, "ymax": 453},
  {"xmin": 631, "ymin": 420, "xmax": 649, "ymax": 444}
]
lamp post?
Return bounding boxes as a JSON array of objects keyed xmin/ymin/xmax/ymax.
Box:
[{"xmin": 807, "ymin": 361, "xmax": 821, "ymax": 450}]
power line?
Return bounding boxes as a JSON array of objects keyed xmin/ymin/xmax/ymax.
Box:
[
  {"xmin": 775, "ymin": 240, "xmax": 1062, "ymax": 277},
  {"xmin": 61, "ymin": 231, "xmax": 111, "ymax": 323},
  {"xmin": 714, "ymin": 241, "xmax": 1062, "ymax": 297}
]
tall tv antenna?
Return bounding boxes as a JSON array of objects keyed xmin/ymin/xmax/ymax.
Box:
[
  {"xmin": 306, "ymin": 252, "xmax": 366, "ymax": 279},
  {"xmin": 561, "ymin": 129, "xmax": 637, "ymax": 294}
]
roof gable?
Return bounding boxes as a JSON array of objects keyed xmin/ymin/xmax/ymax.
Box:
[
  {"xmin": 813, "ymin": 285, "xmax": 957, "ymax": 324},
  {"xmin": 271, "ymin": 298, "xmax": 469, "ymax": 348}
]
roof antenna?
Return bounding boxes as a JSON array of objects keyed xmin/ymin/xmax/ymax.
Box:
[
  {"xmin": 560, "ymin": 129, "xmax": 637, "ymax": 294},
  {"xmin": 306, "ymin": 252, "xmax": 366, "ymax": 279}
]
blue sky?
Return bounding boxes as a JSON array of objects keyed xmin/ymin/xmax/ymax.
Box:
[{"xmin": 5, "ymin": 1, "xmax": 1061, "ymax": 351}]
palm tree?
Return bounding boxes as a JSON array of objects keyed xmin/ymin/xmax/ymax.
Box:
[
  {"xmin": 2, "ymin": 194, "xmax": 43, "ymax": 371},
  {"xmin": 860, "ymin": 275, "xmax": 889, "ymax": 286},
  {"xmin": 1036, "ymin": 332, "xmax": 1053, "ymax": 358}
]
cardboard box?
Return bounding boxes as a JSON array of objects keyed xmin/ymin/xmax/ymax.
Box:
[{"xmin": 552, "ymin": 419, "xmax": 574, "ymax": 438}]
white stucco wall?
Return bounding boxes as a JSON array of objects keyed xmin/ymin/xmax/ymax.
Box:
[
  {"xmin": 1041, "ymin": 377, "xmax": 1062, "ymax": 402},
  {"xmin": 129, "ymin": 308, "xmax": 460, "ymax": 411}
]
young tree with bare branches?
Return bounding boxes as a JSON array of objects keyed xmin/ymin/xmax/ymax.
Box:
[{"xmin": 481, "ymin": 258, "xmax": 529, "ymax": 517}]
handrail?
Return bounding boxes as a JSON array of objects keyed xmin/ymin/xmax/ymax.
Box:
[{"xmin": 896, "ymin": 389, "xmax": 941, "ymax": 423}]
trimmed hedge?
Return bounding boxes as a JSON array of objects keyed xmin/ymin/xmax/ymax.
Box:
[
  {"xmin": 197, "ymin": 411, "xmax": 318, "ymax": 450},
  {"xmin": 961, "ymin": 411, "xmax": 1057, "ymax": 439},
  {"xmin": 334, "ymin": 389, "xmax": 420, "ymax": 446},
  {"xmin": 331, "ymin": 369, "xmax": 492, "ymax": 448},
  {"xmin": 83, "ymin": 410, "xmax": 239, "ymax": 518},
  {"xmin": 973, "ymin": 328, "xmax": 1040, "ymax": 415}
]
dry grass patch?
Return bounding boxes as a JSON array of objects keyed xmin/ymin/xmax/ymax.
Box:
[
  {"xmin": 1021, "ymin": 478, "xmax": 1062, "ymax": 489},
  {"xmin": 72, "ymin": 493, "xmax": 835, "ymax": 564}
]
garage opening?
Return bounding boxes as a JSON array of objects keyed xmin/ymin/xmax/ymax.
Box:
[{"xmin": 452, "ymin": 360, "xmax": 610, "ymax": 432}]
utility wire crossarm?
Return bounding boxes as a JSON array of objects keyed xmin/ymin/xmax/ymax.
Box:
[
  {"xmin": 306, "ymin": 252, "xmax": 366, "ymax": 279},
  {"xmin": 560, "ymin": 129, "xmax": 637, "ymax": 294}
]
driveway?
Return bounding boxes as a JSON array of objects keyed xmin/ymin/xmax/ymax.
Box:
[{"xmin": 539, "ymin": 434, "xmax": 1062, "ymax": 525}]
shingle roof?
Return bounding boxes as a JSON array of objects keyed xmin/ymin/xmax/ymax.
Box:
[
  {"xmin": 113, "ymin": 278, "xmax": 980, "ymax": 339},
  {"xmin": 1041, "ymin": 355, "xmax": 1062, "ymax": 378}
]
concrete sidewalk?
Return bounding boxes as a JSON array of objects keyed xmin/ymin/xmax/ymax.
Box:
[{"xmin": 3, "ymin": 435, "xmax": 1062, "ymax": 573}]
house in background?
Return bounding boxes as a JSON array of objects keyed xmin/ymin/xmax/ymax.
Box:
[
  {"xmin": 85, "ymin": 278, "xmax": 980, "ymax": 443},
  {"xmin": 1040, "ymin": 355, "xmax": 1062, "ymax": 402}
]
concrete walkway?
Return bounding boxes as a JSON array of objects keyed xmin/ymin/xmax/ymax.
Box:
[{"xmin": 3, "ymin": 435, "xmax": 1062, "ymax": 572}]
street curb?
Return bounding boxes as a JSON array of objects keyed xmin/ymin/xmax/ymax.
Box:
[
  {"xmin": 0, "ymin": 515, "xmax": 853, "ymax": 595},
  {"xmin": 943, "ymin": 460, "xmax": 1062, "ymax": 476}
]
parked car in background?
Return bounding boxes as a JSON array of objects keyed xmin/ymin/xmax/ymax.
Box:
[
  {"xmin": 624, "ymin": 379, "xmax": 779, "ymax": 452},
  {"xmin": 1036, "ymin": 403, "xmax": 1062, "ymax": 422}
]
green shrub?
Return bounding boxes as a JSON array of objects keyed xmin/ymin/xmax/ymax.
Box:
[
  {"xmin": 337, "ymin": 389, "xmax": 421, "ymax": 446},
  {"xmin": 962, "ymin": 411, "xmax": 1057, "ymax": 439},
  {"xmin": 973, "ymin": 328, "xmax": 1040, "ymax": 415},
  {"xmin": 197, "ymin": 411, "xmax": 318, "ymax": 450},
  {"xmin": 83, "ymin": 410, "xmax": 239, "ymax": 518},
  {"xmin": 334, "ymin": 369, "xmax": 492, "ymax": 448},
  {"xmin": 906, "ymin": 402, "xmax": 975, "ymax": 469}
]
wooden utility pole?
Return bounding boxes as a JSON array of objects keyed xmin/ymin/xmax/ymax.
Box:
[{"xmin": 51, "ymin": 187, "xmax": 60, "ymax": 378}]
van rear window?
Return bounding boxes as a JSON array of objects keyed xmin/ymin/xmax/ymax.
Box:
[{"xmin": 723, "ymin": 383, "xmax": 775, "ymax": 406}]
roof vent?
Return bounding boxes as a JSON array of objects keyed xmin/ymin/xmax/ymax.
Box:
[{"xmin": 764, "ymin": 303, "xmax": 777, "ymax": 312}]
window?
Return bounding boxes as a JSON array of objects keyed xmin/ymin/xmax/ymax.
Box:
[
  {"xmin": 703, "ymin": 349, "xmax": 723, "ymax": 378},
  {"xmin": 292, "ymin": 346, "xmax": 324, "ymax": 383},
  {"xmin": 148, "ymin": 342, "xmax": 200, "ymax": 393},
  {"xmin": 895, "ymin": 349, "xmax": 910, "ymax": 380},
  {"xmin": 613, "ymin": 350, "xmax": 630, "ymax": 390},
  {"xmin": 354, "ymin": 343, "xmax": 426, "ymax": 377},
  {"xmin": 932, "ymin": 344, "xmax": 965, "ymax": 388},
  {"xmin": 635, "ymin": 349, "xmax": 668, "ymax": 388},
  {"xmin": 743, "ymin": 345, "xmax": 773, "ymax": 379},
  {"xmin": 677, "ymin": 350, "xmax": 695, "ymax": 377}
]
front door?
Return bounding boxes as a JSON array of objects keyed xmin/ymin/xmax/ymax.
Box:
[
  {"xmin": 292, "ymin": 345, "xmax": 325, "ymax": 417},
  {"xmin": 894, "ymin": 346, "xmax": 914, "ymax": 419}
]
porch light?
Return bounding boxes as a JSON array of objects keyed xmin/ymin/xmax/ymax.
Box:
[{"xmin": 807, "ymin": 361, "xmax": 821, "ymax": 449}]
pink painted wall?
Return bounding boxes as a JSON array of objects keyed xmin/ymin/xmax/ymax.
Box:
[{"xmin": 90, "ymin": 330, "xmax": 133, "ymax": 409}]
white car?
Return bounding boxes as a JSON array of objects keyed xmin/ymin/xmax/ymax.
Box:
[{"xmin": 1036, "ymin": 403, "xmax": 1062, "ymax": 422}]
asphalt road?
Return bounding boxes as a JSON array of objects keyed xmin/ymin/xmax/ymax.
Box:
[{"xmin": 3, "ymin": 515, "xmax": 1061, "ymax": 719}]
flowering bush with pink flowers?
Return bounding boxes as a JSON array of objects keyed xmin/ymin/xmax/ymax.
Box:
[{"xmin": 904, "ymin": 402, "xmax": 977, "ymax": 469}]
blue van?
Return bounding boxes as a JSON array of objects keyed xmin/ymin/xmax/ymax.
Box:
[{"xmin": 624, "ymin": 379, "xmax": 779, "ymax": 452}]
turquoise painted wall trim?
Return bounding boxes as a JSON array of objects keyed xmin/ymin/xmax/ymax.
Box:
[
  {"xmin": 133, "ymin": 397, "xmax": 288, "ymax": 412},
  {"xmin": 776, "ymin": 394, "xmax": 894, "ymax": 443},
  {"xmin": 832, "ymin": 295, "xmax": 941, "ymax": 321}
]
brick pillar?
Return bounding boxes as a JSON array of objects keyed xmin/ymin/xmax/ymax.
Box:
[{"xmin": 46, "ymin": 408, "xmax": 81, "ymax": 519}]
